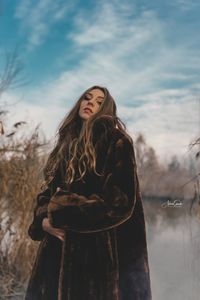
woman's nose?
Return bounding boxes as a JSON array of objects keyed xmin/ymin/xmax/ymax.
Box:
[{"xmin": 87, "ymin": 99, "xmax": 94, "ymax": 106}]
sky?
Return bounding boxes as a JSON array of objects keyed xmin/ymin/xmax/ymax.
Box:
[{"xmin": 1, "ymin": 0, "xmax": 200, "ymax": 164}]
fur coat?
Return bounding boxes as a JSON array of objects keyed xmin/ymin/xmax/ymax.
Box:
[{"xmin": 25, "ymin": 117, "xmax": 152, "ymax": 300}]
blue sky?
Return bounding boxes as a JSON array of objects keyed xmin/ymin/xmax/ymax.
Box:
[{"xmin": 1, "ymin": 0, "xmax": 200, "ymax": 163}]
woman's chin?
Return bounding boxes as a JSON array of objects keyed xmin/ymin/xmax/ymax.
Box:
[{"xmin": 79, "ymin": 112, "xmax": 92, "ymax": 121}]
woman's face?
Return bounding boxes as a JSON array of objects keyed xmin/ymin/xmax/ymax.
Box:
[{"xmin": 78, "ymin": 88, "xmax": 105, "ymax": 121}]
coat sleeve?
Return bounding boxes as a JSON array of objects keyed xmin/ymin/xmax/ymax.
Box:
[
  {"xmin": 28, "ymin": 188, "xmax": 51, "ymax": 241},
  {"xmin": 27, "ymin": 170, "xmax": 61, "ymax": 241},
  {"xmin": 47, "ymin": 135, "xmax": 138, "ymax": 233}
]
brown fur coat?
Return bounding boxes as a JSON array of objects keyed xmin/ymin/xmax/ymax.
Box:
[{"xmin": 25, "ymin": 117, "xmax": 152, "ymax": 300}]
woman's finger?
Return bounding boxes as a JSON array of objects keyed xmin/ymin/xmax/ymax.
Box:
[
  {"xmin": 52, "ymin": 229, "xmax": 65, "ymax": 238},
  {"xmin": 51, "ymin": 230, "xmax": 64, "ymax": 241},
  {"xmin": 54, "ymin": 229, "xmax": 65, "ymax": 235},
  {"xmin": 57, "ymin": 234, "xmax": 64, "ymax": 242}
]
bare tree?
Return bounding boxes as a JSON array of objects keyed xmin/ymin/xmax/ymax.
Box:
[
  {"xmin": 0, "ymin": 45, "xmax": 29, "ymax": 138},
  {"xmin": 0, "ymin": 45, "xmax": 28, "ymax": 98}
]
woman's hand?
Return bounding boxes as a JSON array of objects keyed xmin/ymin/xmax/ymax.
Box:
[{"xmin": 42, "ymin": 217, "xmax": 65, "ymax": 242}]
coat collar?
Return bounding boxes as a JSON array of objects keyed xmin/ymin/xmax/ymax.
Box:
[{"xmin": 92, "ymin": 115, "xmax": 116, "ymax": 145}]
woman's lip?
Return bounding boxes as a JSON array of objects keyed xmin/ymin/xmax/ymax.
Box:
[{"xmin": 84, "ymin": 108, "xmax": 92, "ymax": 113}]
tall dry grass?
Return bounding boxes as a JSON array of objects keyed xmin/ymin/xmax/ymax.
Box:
[{"xmin": 0, "ymin": 125, "xmax": 49, "ymax": 299}]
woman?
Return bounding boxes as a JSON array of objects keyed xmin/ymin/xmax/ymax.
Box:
[{"xmin": 25, "ymin": 85, "xmax": 152, "ymax": 300}]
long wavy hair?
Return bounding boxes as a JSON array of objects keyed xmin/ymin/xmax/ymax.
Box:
[{"xmin": 42, "ymin": 85, "xmax": 133, "ymax": 190}]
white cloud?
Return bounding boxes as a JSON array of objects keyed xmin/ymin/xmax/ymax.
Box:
[
  {"xmin": 0, "ymin": 91, "xmax": 67, "ymax": 152},
  {"xmin": 14, "ymin": 0, "xmax": 76, "ymax": 50},
  {"xmin": 172, "ymin": 0, "xmax": 200, "ymax": 12},
  {"xmin": 62, "ymin": 1, "xmax": 200, "ymax": 99}
]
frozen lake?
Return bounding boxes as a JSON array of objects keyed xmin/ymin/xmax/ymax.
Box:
[{"xmin": 145, "ymin": 201, "xmax": 200, "ymax": 300}]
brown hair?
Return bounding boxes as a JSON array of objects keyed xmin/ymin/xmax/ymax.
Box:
[{"xmin": 42, "ymin": 85, "xmax": 133, "ymax": 190}]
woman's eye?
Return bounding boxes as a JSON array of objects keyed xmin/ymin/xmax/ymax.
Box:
[
  {"xmin": 84, "ymin": 95, "xmax": 91, "ymax": 100},
  {"xmin": 83, "ymin": 95, "xmax": 102, "ymax": 105}
]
